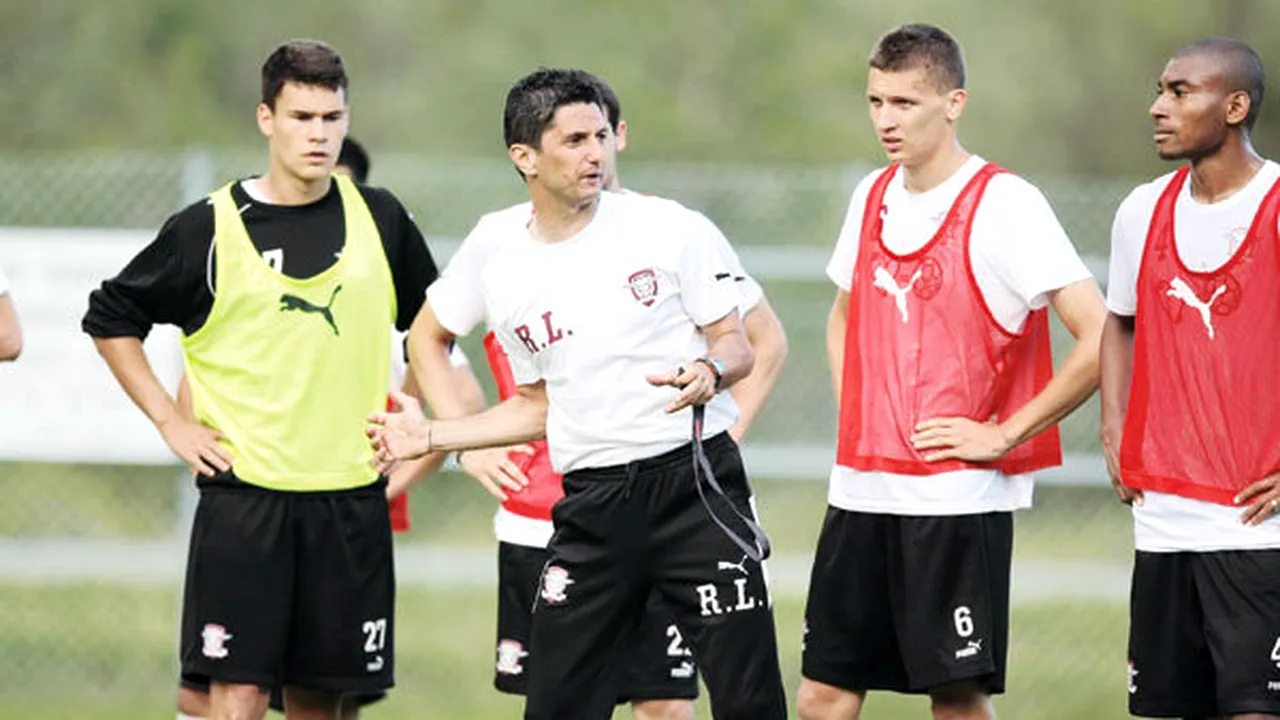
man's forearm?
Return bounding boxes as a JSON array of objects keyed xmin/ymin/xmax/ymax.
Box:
[
  {"xmin": 386, "ymin": 452, "xmax": 449, "ymax": 499},
  {"xmin": 93, "ymin": 336, "xmax": 179, "ymax": 428},
  {"xmin": 730, "ymin": 300, "xmax": 788, "ymax": 440},
  {"xmin": 0, "ymin": 294, "xmax": 23, "ymax": 361},
  {"xmin": 705, "ymin": 327, "xmax": 754, "ymax": 389},
  {"xmin": 429, "ymin": 394, "xmax": 547, "ymax": 453},
  {"xmin": 996, "ymin": 279, "xmax": 1106, "ymax": 449},
  {"xmin": 407, "ymin": 314, "xmax": 472, "ymax": 420},
  {"xmin": 1099, "ymin": 312, "xmax": 1135, "ymax": 431},
  {"xmin": 177, "ymin": 373, "xmax": 193, "ymax": 419},
  {"xmin": 386, "ymin": 364, "xmax": 461, "ymax": 498},
  {"xmin": 826, "ymin": 295, "xmax": 848, "ymax": 400},
  {"xmin": 998, "ymin": 326, "xmax": 1101, "ymax": 449},
  {"xmin": 450, "ymin": 363, "xmax": 488, "ymax": 414}
]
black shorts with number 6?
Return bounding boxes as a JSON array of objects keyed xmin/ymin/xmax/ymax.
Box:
[{"xmin": 802, "ymin": 507, "xmax": 1012, "ymax": 694}]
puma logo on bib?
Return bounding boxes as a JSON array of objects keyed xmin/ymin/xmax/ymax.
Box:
[{"xmin": 279, "ymin": 285, "xmax": 342, "ymax": 336}]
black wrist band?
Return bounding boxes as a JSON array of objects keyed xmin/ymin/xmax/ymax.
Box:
[{"xmin": 694, "ymin": 356, "xmax": 724, "ymax": 389}]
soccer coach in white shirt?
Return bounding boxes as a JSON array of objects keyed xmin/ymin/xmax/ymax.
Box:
[{"xmin": 368, "ymin": 68, "xmax": 787, "ymax": 720}]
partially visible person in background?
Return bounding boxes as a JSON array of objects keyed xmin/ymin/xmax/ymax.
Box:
[
  {"xmin": 0, "ymin": 261, "xmax": 21, "ymax": 361},
  {"xmin": 335, "ymin": 135, "xmax": 371, "ymax": 186},
  {"xmin": 172, "ymin": 134, "xmax": 480, "ymax": 720}
]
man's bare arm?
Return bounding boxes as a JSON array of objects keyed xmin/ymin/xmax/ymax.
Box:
[
  {"xmin": 0, "ymin": 293, "xmax": 22, "ymax": 361},
  {"xmin": 370, "ymin": 382, "xmax": 548, "ymax": 462},
  {"xmin": 912, "ymin": 278, "xmax": 1106, "ymax": 462},
  {"xmin": 704, "ymin": 309, "xmax": 755, "ymax": 386},
  {"xmin": 729, "ymin": 297, "xmax": 788, "ymax": 441},
  {"xmin": 177, "ymin": 373, "xmax": 193, "ymax": 419},
  {"xmin": 997, "ymin": 278, "xmax": 1107, "ymax": 446},
  {"xmin": 94, "ymin": 336, "xmax": 231, "ymax": 475},
  {"xmin": 385, "ymin": 361, "xmax": 488, "ymax": 500},
  {"xmin": 646, "ymin": 310, "xmax": 755, "ymax": 414},
  {"xmin": 431, "ymin": 382, "xmax": 547, "ymax": 451},
  {"xmin": 405, "ymin": 303, "xmax": 532, "ymax": 498},
  {"xmin": 1099, "ymin": 311, "xmax": 1140, "ymax": 504},
  {"xmin": 449, "ymin": 358, "xmax": 488, "ymax": 415},
  {"xmin": 97, "ymin": 336, "xmax": 182, "ymax": 429},
  {"xmin": 406, "ymin": 303, "xmax": 472, "ymax": 419},
  {"xmin": 826, "ymin": 290, "xmax": 850, "ymax": 400}
]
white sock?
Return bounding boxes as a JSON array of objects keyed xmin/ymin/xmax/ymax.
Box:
[{"xmin": 177, "ymin": 713, "xmax": 205, "ymax": 720}]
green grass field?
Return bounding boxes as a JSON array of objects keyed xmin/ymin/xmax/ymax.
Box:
[{"xmin": 0, "ymin": 583, "xmax": 1130, "ymax": 720}]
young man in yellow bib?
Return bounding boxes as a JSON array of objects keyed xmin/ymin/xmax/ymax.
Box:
[{"xmin": 82, "ymin": 40, "xmax": 440, "ymax": 720}]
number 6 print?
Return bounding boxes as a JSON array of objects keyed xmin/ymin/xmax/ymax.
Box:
[{"xmin": 953, "ymin": 606, "xmax": 974, "ymax": 638}]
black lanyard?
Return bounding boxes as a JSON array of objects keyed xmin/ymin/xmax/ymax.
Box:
[{"xmin": 691, "ymin": 404, "xmax": 771, "ymax": 563}]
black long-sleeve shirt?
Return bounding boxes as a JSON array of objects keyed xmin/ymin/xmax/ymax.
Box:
[{"xmin": 83, "ymin": 179, "xmax": 437, "ymax": 339}]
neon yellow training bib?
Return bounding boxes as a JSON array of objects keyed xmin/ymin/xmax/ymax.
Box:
[{"xmin": 182, "ymin": 176, "xmax": 395, "ymax": 491}]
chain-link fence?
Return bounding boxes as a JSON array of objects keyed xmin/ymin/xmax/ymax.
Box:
[{"xmin": 0, "ymin": 150, "xmax": 1136, "ymax": 719}]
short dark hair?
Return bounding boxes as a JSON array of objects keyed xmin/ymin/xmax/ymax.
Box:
[
  {"xmin": 1175, "ymin": 37, "xmax": 1266, "ymax": 131},
  {"xmin": 868, "ymin": 23, "xmax": 966, "ymax": 92},
  {"xmin": 261, "ymin": 39, "xmax": 348, "ymax": 109},
  {"xmin": 503, "ymin": 68, "xmax": 606, "ymax": 150},
  {"xmin": 579, "ymin": 71, "xmax": 622, "ymax": 132},
  {"xmin": 337, "ymin": 136, "xmax": 370, "ymax": 183}
]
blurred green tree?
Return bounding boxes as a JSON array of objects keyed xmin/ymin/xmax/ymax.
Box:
[{"xmin": 0, "ymin": 0, "xmax": 1273, "ymax": 176}]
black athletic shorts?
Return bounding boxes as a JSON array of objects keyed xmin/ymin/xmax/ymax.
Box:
[
  {"xmin": 1129, "ymin": 549, "xmax": 1280, "ymax": 717},
  {"xmin": 494, "ymin": 541, "xmax": 698, "ymax": 701},
  {"xmin": 523, "ymin": 433, "xmax": 787, "ymax": 720},
  {"xmin": 180, "ymin": 676, "xmax": 387, "ymax": 713},
  {"xmin": 802, "ymin": 507, "xmax": 1012, "ymax": 695},
  {"xmin": 179, "ymin": 473, "xmax": 395, "ymax": 694}
]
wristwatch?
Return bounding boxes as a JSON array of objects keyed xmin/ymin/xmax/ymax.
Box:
[
  {"xmin": 444, "ymin": 451, "xmax": 462, "ymax": 471},
  {"xmin": 695, "ymin": 356, "xmax": 725, "ymax": 390}
]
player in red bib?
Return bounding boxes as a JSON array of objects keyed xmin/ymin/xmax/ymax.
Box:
[
  {"xmin": 1100, "ymin": 38, "xmax": 1280, "ymax": 719},
  {"xmin": 797, "ymin": 24, "xmax": 1106, "ymax": 720}
]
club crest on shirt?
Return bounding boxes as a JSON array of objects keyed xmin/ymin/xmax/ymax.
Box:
[{"xmin": 626, "ymin": 268, "xmax": 659, "ymax": 307}]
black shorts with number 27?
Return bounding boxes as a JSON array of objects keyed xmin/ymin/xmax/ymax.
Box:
[{"xmin": 179, "ymin": 473, "xmax": 395, "ymax": 694}]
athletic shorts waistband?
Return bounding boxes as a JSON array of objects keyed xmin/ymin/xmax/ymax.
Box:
[
  {"xmin": 565, "ymin": 432, "xmax": 734, "ymax": 482},
  {"xmin": 196, "ymin": 471, "xmax": 388, "ymax": 497}
]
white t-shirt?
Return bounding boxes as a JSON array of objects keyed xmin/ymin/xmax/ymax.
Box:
[
  {"xmin": 826, "ymin": 155, "xmax": 1092, "ymax": 516},
  {"xmin": 0, "ymin": 262, "xmax": 9, "ymax": 295},
  {"xmin": 1106, "ymin": 160, "xmax": 1280, "ymax": 552},
  {"xmin": 482, "ymin": 191, "xmax": 742, "ymax": 473},
  {"xmin": 428, "ymin": 194, "xmax": 763, "ymax": 339},
  {"xmin": 432, "ymin": 192, "xmax": 762, "ymax": 543}
]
